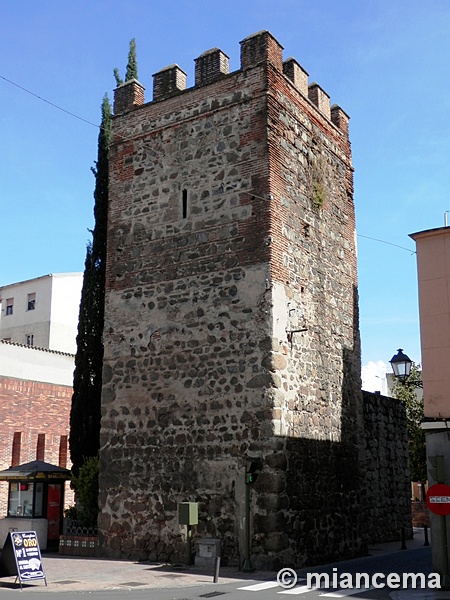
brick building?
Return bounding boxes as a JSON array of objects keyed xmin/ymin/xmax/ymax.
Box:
[
  {"xmin": 0, "ymin": 341, "xmax": 74, "ymax": 518},
  {"xmin": 98, "ymin": 31, "xmax": 410, "ymax": 568}
]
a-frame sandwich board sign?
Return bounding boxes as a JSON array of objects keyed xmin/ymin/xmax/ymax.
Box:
[{"xmin": 0, "ymin": 531, "xmax": 46, "ymax": 589}]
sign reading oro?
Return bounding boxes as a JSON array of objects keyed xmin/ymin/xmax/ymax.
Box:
[
  {"xmin": 426, "ymin": 484, "xmax": 450, "ymax": 516},
  {"xmin": 0, "ymin": 531, "xmax": 46, "ymax": 588}
]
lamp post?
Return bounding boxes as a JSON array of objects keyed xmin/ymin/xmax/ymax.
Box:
[
  {"xmin": 390, "ymin": 348, "xmax": 449, "ymax": 587},
  {"xmin": 390, "ymin": 348, "xmax": 412, "ymax": 380}
]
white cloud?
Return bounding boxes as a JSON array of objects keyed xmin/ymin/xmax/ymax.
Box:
[{"xmin": 362, "ymin": 360, "xmax": 389, "ymax": 394}]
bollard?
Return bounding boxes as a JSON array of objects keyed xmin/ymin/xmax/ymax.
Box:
[
  {"xmin": 213, "ymin": 556, "xmax": 221, "ymax": 583},
  {"xmin": 424, "ymin": 525, "xmax": 430, "ymax": 546},
  {"xmin": 400, "ymin": 526, "xmax": 407, "ymax": 550}
]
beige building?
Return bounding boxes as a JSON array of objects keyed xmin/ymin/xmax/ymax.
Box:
[
  {"xmin": 0, "ymin": 273, "xmax": 82, "ymax": 354},
  {"xmin": 411, "ymin": 225, "xmax": 450, "ymax": 583}
]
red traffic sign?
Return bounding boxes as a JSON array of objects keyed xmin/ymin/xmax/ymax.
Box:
[{"xmin": 426, "ymin": 484, "xmax": 450, "ymax": 516}]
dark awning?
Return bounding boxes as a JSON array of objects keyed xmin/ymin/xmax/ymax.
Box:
[{"xmin": 0, "ymin": 460, "xmax": 70, "ymax": 481}]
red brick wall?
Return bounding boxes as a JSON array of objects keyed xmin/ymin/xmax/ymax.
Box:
[
  {"xmin": 412, "ymin": 502, "xmax": 430, "ymax": 527},
  {"xmin": 0, "ymin": 376, "xmax": 73, "ymax": 515}
]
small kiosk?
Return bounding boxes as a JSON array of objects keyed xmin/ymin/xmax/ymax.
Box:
[{"xmin": 0, "ymin": 460, "xmax": 70, "ymax": 550}]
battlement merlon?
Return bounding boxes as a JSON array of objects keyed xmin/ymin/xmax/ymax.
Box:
[
  {"xmin": 331, "ymin": 104, "xmax": 350, "ymax": 136},
  {"xmin": 308, "ymin": 82, "xmax": 331, "ymax": 120},
  {"xmin": 113, "ymin": 78, "xmax": 145, "ymax": 116},
  {"xmin": 152, "ymin": 64, "xmax": 187, "ymax": 102},
  {"xmin": 111, "ymin": 30, "xmax": 349, "ymax": 135},
  {"xmin": 195, "ymin": 48, "xmax": 230, "ymax": 87},
  {"xmin": 283, "ymin": 57, "xmax": 309, "ymax": 97},
  {"xmin": 239, "ymin": 30, "xmax": 284, "ymax": 72}
]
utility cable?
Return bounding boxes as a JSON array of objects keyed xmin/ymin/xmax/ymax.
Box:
[
  {"xmin": 0, "ymin": 74, "xmax": 100, "ymax": 128},
  {"xmin": 1, "ymin": 73, "xmax": 417, "ymax": 256},
  {"xmin": 357, "ymin": 234, "xmax": 416, "ymax": 254}
]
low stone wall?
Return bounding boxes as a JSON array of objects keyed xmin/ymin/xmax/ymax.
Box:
[{"xmin": 363, "ymin": 391, "xmax": 412, "ymax": 543}]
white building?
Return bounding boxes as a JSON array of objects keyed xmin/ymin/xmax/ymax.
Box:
[
  {"xmin": 0, "ymin": 273, "xmax": 82, "ymax": 355},
  {"xmin": 0, "ymin": 340, "xmax": 74, "ymax": 386}
]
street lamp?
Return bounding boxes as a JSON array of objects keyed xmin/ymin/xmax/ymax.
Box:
[{"xmin": 390, "ymin": 348, "xmax": 412, "ymax": 380}]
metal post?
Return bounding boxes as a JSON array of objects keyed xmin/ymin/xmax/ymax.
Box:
[
  {"xmin": 424, "ymin": 525, "xmax": 430, "ymax": 546},
  {"xmin": 400, "ymin": 526, "xmax": 407, "ymax": 550},
  {"xmin": 242, "ymin": 479, "xmax": 252, "ymax": 571},
  {"xmin": 213, "ymin": 556, "xmax": 221, "ymax": 583},
  {"xmin": 441, "ymin": 516, "xmax": 450, "ymax": 588},
  {"xmin": 187, "ymin": 524, "xmax": 192, "ymax": 565}
]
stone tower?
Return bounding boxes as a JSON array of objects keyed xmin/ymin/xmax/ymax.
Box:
[{"xmin": 99, "ymin": 31, "xmax": 364, "ymax": 568}]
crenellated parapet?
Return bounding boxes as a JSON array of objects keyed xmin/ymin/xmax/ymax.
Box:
[{"xmin": 112, "ymin": 30, "xmax": 349, "ymax": 134}]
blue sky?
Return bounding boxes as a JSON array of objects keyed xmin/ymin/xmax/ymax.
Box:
[{"xmin": 2, "ymin": 1, "xmax": 450, "ymax": 381}]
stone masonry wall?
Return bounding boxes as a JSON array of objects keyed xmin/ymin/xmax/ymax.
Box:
[
  {"xmin": 99, "ymin": 31, "xmax": 365, "ymax": 569},
  {"xmin": 101, "ymin": 47, "xmax": 270, "ymax": 564},
  {"xmin": 363, "ymin": 391, "xmax": 412, "ymax": 543},
  {"xmin": 251, "ymin": 45, "xmax": 364, "ymax": 566}
]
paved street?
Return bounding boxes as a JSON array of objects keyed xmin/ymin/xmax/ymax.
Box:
[{"xmin": 0, "ymin": 529, "xmax": 449, "ymax": 599}]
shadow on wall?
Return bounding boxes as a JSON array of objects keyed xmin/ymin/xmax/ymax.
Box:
[
  {"xmin": 97, "ymin": 286, "xmax": 411, "ymax": 569},
  {"xmin": 247, "ymin": 286, "xmax": 411, "ymax": 569}
]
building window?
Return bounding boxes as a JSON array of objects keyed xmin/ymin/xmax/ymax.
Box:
[
  {"xmin": 25, "ymin": 334, "xmax": 34, "ymax": 346},
  {"xmin": 6, "ymin": 298, "xmax": 13, "ymax": 315},
  {"xmin": 27, "ymin": 293, "xmax": 36, "ymax": 311},
  {"xmin": 8, "ymin": 481, "xmax": 44, "ymax": 517},
  {"xmin": 8, "ymin": 482, "xmax": 33, "ymax": 516}
]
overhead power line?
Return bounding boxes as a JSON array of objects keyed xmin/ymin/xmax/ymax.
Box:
[
  {"xmin": 0, "ymin": 74, "xmax": 100, "ymax": 128},
  {"xmin": 357, "ymin": 234, "xmax": 416, "ymax": 254},
  {"xmin": 1, "ymin": 73, "xmax": 417, "ymax": 256}
]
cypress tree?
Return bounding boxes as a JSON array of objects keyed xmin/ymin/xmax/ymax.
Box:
[
  {"xmin": 125, "ymin": 38, "xmax": 138, "ymax": 81},
  {"xmin": 70, "ymin": 95, "xmax": 112, "ymax": 477},
  {"xmin": 113, "ymin": 68, "xmax": 123, "ymax": 87},
  {"xmin": 113, "ymin": 38, "xmax": 138, "ymax": 86}
]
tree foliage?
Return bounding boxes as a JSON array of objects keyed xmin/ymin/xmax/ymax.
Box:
[
  {"xmin": 70, "ymin": 456, "xmax": 99, "ymax": 529},
  {"xmin": 391, "ymin": 363, "xmax": 427, "ymax": 482},
  {"xmin": 125, "ymin": 38, "xmax": 138, "ymax": 81},
  {"xmin": 113, "ymin": 38, "xmax": 138, "ymax": 85},
  {"xmin": 69, "ymin": 95, "xmax": 111, "ymax": 477},
  {"xmin": 113, "ymin": 68, "xmax": 123, "ymax": 87}
]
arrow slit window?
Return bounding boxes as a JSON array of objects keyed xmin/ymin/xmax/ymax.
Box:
[{"xmin": 182, "ymin": 189, "xmax": 188, "ymax": 218}]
